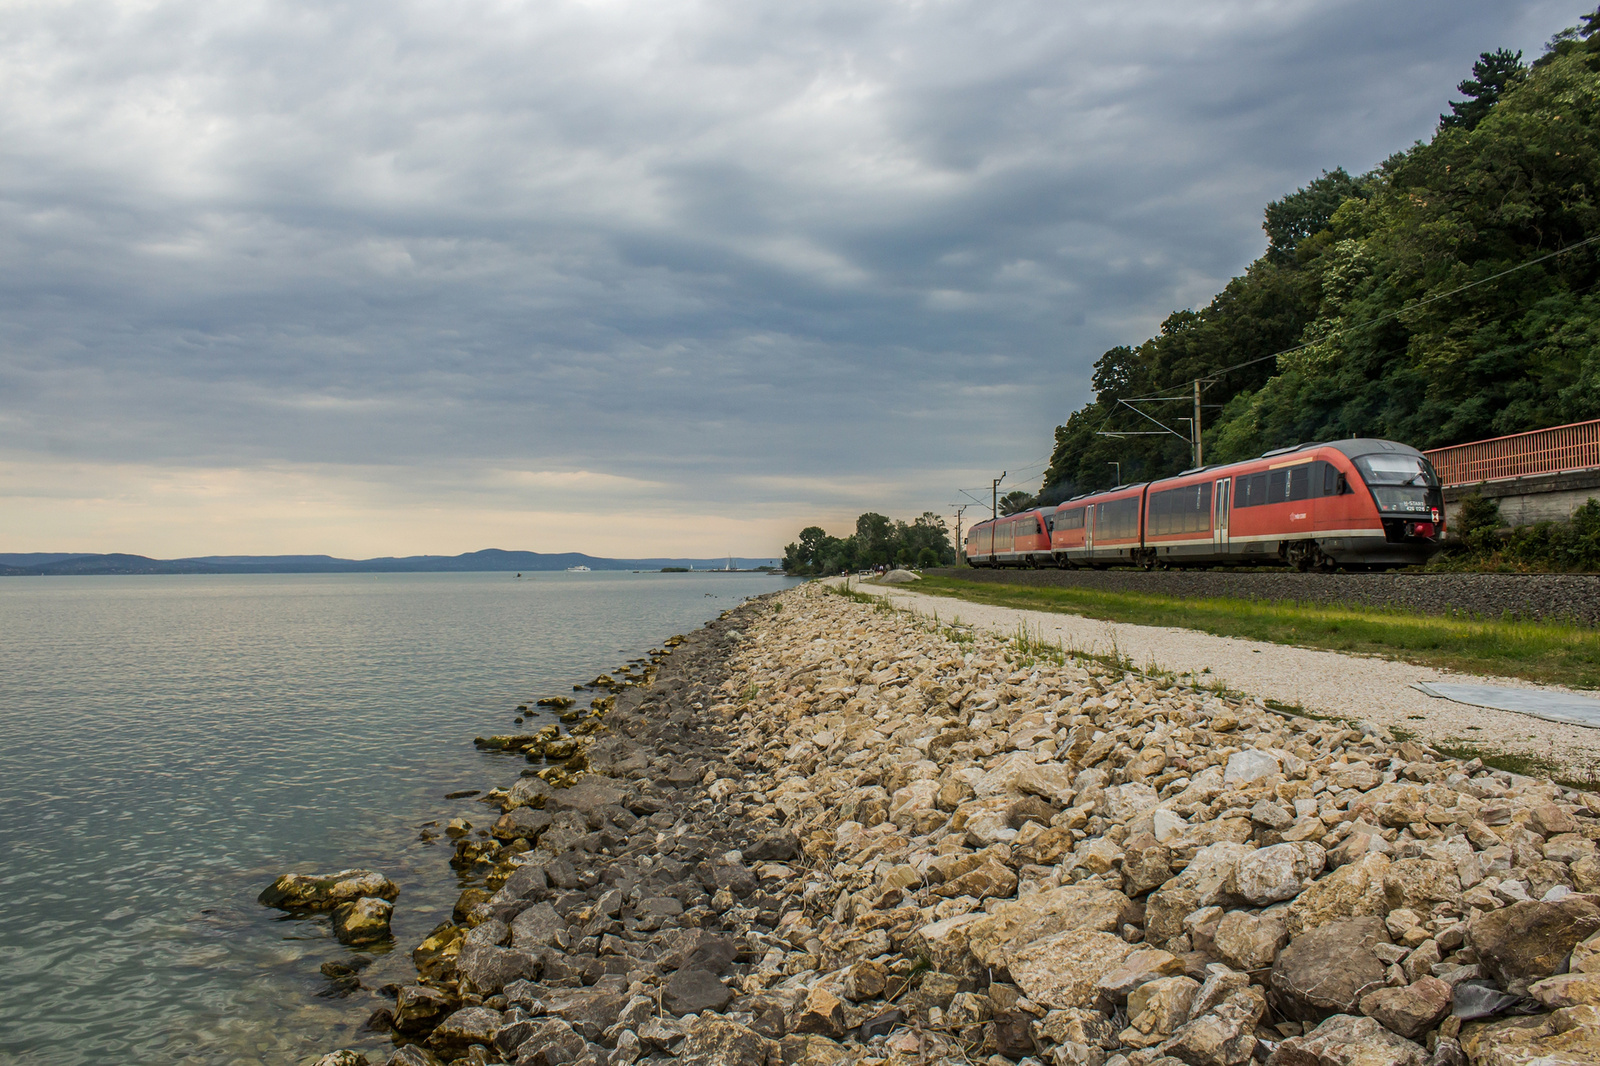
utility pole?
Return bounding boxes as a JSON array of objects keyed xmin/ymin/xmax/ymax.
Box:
[
  {"xmin": 1097, "ymin": 375, "xmax": 1211, "ymax": 468},
  {"xmin": 949, "ymin": 503, "xmax": 968, "ymax": 563},
  {"xmin": 992, "ymin": 472, "xmax": 1006, "ymax": 520},
  {"xmin": 1108, "ymin": 461, "xmax": 1121, "ymax": 485}
]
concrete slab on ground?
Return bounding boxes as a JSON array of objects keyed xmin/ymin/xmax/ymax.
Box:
[{"xmin": 1414, "ymin": 682, "xmax": 1600, "ymax": 731}]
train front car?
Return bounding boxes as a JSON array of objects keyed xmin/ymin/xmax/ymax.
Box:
[
  {"xmin": 1219, "ymin": 438, "xmax": 1443, "ymax": 570},
  {"xmin": 1319, "ymin": 439, "xmax": 1445, "ymax": 569}
]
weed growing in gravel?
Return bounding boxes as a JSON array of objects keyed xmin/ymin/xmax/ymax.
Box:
[
  {"xmin": 1260, "ymin": 698, "xmax": 1360, "ymax": 728},
  {"xmin": 911, "ymin": 576, "xmax": 1600, "ymax": 690},
  {"xmin": 1010, "ymin": 623, "xmax": 1068, "ymax": 668},
  {"xmin": 826, "ymin": 582, "xmax": 880, "ymax": 607},
  {"xmin": 1198, "ymin": 676, "xmax": 1249, "ymax": 700},
  {"xmin": 941, "ymin": 625, "xmax": 977, "ymax": 647},
  {"xmin": 1425, "ymin": 738, "xmax": 1600, "ymax": 792}
]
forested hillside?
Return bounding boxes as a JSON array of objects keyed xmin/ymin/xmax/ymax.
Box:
[{"xmin": 1041, "ymin": 12, "xmax": 1600, "ymax": 501}]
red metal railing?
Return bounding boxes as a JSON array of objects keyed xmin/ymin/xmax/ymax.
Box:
[{"xmin": 1424, "ymin": 418, "xmax": 1600, "ymax": 487}]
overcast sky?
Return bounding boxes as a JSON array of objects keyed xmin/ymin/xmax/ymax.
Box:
[{"xmin": 0, "ymin": 0, "xmax": 1577, "ymax": 558}]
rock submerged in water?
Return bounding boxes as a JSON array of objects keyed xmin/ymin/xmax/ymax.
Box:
[
  {"xmin": 257, "ymin": 869, "xmax": 398, "ymax": 910},
  {"xmin": 309, "ymin": 1052, "xmax": 369, "ymax": 1066},
  {"xmin": 382, "ymin": 1046, "xmax": 443, "ymax": 1066},
  {"xmin": 332, "ymin": 896, "xmax": 394, "ymax": 945}
]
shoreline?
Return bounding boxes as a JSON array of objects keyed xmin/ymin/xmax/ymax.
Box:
[{"xmin": 302, "ymin": 581, "xmax": 1600, "ymax": 1066}]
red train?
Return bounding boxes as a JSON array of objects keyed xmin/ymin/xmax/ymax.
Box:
[{"xmin": 964, "ymin": 438, "xmax": 1444, "ymax": 571}]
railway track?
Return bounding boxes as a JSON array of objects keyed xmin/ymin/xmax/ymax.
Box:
[{"xmin": 923, "ymin": 566, "xmax": 1600, "ymax": 627}]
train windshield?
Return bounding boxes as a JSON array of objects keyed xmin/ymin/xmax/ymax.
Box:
[{"xmin": 1354, "ymin": 453, "xmax": 1439, "ymax": 513}]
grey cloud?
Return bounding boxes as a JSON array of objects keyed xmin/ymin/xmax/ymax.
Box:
[{"xmin": 0, "ymin": 0, "xmax": 1578, "ymax": 538}]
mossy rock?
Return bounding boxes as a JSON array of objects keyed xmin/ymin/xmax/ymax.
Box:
[{"xmin": 258, "ymin": 869, "xmax": 399, "ymax": 911}]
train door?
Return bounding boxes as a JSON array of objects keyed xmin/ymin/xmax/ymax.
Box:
[
  {"xmin": 1084, "ymin": 504, "xmax": 1095, "ymax": 555},
  {"xmin": 1214, "ymin": 478, "xmax": 1231, "ymax": 553}
]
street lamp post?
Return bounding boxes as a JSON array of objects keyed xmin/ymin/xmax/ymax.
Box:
[{"xmin": 992, "ymin": 472, "xmax": 1007, "ymax": 520}]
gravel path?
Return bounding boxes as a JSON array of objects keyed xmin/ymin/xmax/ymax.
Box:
[{"xmin": 846, "ymin": 578, "xmax": 1600, "ymax": 780}]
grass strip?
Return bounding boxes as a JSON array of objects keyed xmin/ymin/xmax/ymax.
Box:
[{"xmin": 901, "ymin": 575, "xmax": 1600, "ymax": 691}]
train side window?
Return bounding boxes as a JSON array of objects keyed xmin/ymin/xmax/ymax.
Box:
[
  {"xmin": 1289, "ymin": 465, "xmax": 1310, "ymax": 501},
  {"xmin": 1267, "ymin": 469, "xmax": 1287, "ymax": 502},
  {"xmin": 1195, "ymin": 483, "xmax": 1213, "ymax": 530},
  {"xmin": 1312, "ymin": 457, "xmax": 1337, "ymax": 496},
  {"xmin": 1247, "ymin": 472, "xmax": 1267, "ymax": 506},
  {"xmin": 1234, "ymin": 479, "xmax": 1249, "ymax": 509},
  {"xmin": 1099, "ymin": 497, "xmax": 1139, "ymax": 540}
]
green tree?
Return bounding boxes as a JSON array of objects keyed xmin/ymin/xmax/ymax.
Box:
[
  {"xmin": 1440, "ymin": 49, "xmax": 1526, "ymax": 131},
  {"xmin": 898, "ymin": 512, "xmax": 955, "ymax": 565},
  {"xmin": 782, "ymin": 525, "xmax": 844, "ymax": 574},
  {"xmin": 1262, "ymin": 169, "xmax": 1367, "ymax": 260},
  {"xmin": 855, "ymin": 513, "xmax": 895, "ymax": 567},
  {"xmin": 998, "ymin": 490, "xmax": 1036, "ymax": 515}
]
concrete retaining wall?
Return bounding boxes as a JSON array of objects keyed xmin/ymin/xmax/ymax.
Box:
[
  {"xmin": 922, "ymin": 567, "xmax": 1600, "ymax": 627},
  {"xmin": 1442, "ymin": 468, "xmax": 1600, "ymax": 528}
]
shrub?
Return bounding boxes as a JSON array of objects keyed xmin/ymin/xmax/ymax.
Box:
[{"xmin": 1436, "ymin": 496, "xmax": 1600, "ymax": 572}]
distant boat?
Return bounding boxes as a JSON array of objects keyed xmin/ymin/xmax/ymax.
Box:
[{"xmin": 565, "ymin": 565, "xmax": 591, "ymax": 572}]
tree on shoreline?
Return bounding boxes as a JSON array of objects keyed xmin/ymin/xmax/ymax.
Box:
[{"xmin": 782, "ymin": 512, "xmax": 955, "ymax": 574}]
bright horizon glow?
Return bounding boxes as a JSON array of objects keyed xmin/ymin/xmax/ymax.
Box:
[{"xmin": 0, "ymin": 458, "xmax": 856, "ymax": 558}]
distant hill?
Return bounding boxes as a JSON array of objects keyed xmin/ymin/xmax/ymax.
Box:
[
  {"xmin": 0, "ymin": 553, "xmax": 96, "ymax": 567},
  {"xmin": 0, "ymin": 549, "xmax": 782, "ymax": 577}
]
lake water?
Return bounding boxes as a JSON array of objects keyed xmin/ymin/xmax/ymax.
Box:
[{"xmin": 0, "ymin": 570, "xmax": 796, "ymax": 1065}]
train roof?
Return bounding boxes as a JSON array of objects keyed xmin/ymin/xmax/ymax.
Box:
[
  {"xmin": 1252, "ymin": 437, "xmax": 1426, "ymax": 461},
  {"xmin": 1319, "ymin": 438, "xmax": 1428, "ymax": 459},
  {"xmin": 970, "ymin": 507, "xmax": 1050, "ymax": 527},
  {"xmin": 1149, "ymin": 438, "xmax": 1429, "ymax": 486},
  {"xmin": 1056, "ymin": 483, "xmax": 1147, "ymax": 505}
]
